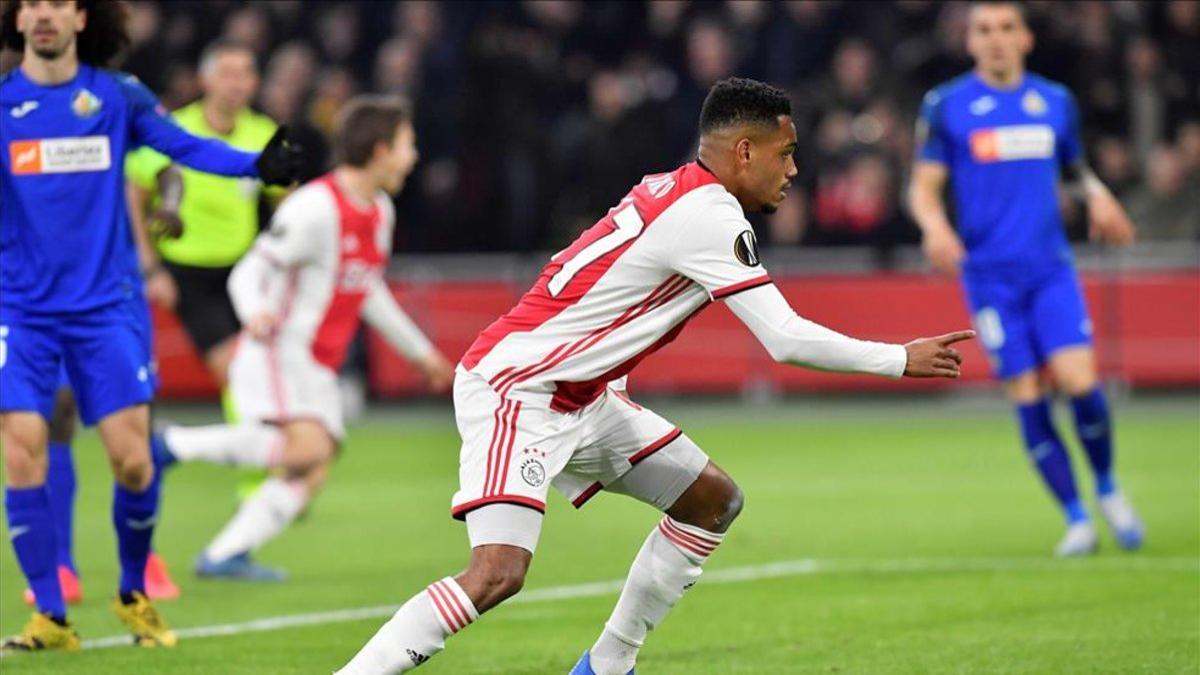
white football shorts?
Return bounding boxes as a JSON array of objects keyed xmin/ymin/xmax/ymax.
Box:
[
  {"xmin": 228, "ymin": 335, "xmax": 345, "ymax": 440},
  {"xmin": 450, "ymin": 368, "xmax": 708, "ymax": 522}
]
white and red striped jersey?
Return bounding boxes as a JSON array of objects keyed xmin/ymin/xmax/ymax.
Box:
[
  {"xmin": 463, "ymin": 162, "xmax": 770, "ymax": 412},
  {"xmin": 232, "ymin": 173, "xmax": 392, "ymax": 370}
]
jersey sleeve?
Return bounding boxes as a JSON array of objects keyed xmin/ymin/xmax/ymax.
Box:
[
  {"xmin": 377, "ymin": 193, "xmax": 396, "ymax": 254},
  {"xmin": 1057, "ymin": 90, "xmax": 1084, "ymax": 167},
  {"xmin": 124, "ymin": 145, "xmax": 171, "ymax": 191},
  {"xmin": 252, "ymin": 186, "xmax": 332, "ymax": 267},
  {"xmin": 658, "ymin": 195, "xmax": 771, "ymax": 300},
  {"xmin": 916, "ymin": 90, "xmax": 951, "ymax": 165},
  {"xmin": 118, "ymin": 73, "xmax": 260, "ymax": 178}
]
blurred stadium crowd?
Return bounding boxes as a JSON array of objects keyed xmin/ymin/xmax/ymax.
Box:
[{"xmin": 107, "ymin": 1, "xmax": 1200, "ymax": 252}]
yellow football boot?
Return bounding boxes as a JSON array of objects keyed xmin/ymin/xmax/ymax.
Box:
[
  {"xmin": 111, "ymin": 591, "xmax": 177, "ymax": 647},
  {"xmin": 0, "ymin": 612, "xmax": 81, "ymax": 652}
]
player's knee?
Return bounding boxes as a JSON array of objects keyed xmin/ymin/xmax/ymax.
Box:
[
  {"xmin": 2, "ymin": 442, "xmax": 42, "ymax": 486},
  {"xmin": 1, "ymin": 414, "xmax": 48, "ymax": 486},
  {"xmin": 282, "ymin": 422, "xmax": 335, "ymax": 474},
  {"xmin": 49, "ymin": 389, "xmax": 77, "ymax": 443},
  {"xmin": 1003, "ymin": 372, "xmax": 1043, "ymax": 403},
  {"xmin": 1055, "ymin": 369, "xmax": 1097, "ymax": 397},
  {"xmin": 112, "ymin": 454, "xmax": 154, "ymax": 491},
  {"xmin": 670, "ymin": 464, "xmax": 744, "ymax": 533},
  {"xmin": 720, "ymin": 483, "xmax": 745, "ymax": 528}
]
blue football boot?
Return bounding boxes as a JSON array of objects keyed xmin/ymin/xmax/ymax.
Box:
[
  {"xmin": 194, "ymin": 552, "xmax": 287, "ymax": 582},
  {"xmin": 569, "ymin": 651, "xmax": 634, "ymax": 675}
]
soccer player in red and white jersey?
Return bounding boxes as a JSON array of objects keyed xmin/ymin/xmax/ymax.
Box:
[
  {"xmin": 154, "ymin": 96, "xmax": 454, "ymax": 580},
  {"xmin": 336, "ymin": 79, "xmax": 974, "ymax": 675}
]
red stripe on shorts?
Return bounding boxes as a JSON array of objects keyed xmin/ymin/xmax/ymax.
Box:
[
  {"xmin": 495, "ymin": 401, "xmax": 522, "ymax": 495},
  {"xmin": 628, "ymin": 428, "xmax": 682, "ymax": 466}
]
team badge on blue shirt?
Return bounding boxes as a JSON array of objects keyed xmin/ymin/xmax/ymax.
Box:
[
  {"xmin": 71, "ymin": 88, "xmax": 102, "ymax": 118},
  {"xmin": 1022, "ymin": 89, "xmax": 1047, "ymax": 116}
]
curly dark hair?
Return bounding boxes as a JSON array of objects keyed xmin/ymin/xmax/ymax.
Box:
[
  {"xmin": 699, "ymin": 77, "xmax": 793, "ymax": 135},
  {"xmin": 1, "ymin": 0, "xmax": 130, "ymax": 67}
]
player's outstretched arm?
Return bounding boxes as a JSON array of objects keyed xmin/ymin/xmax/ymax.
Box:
[
  {"xmin": 899, "ymin": 330, "xmax": 975, "ymax": 378},
  {"xmin": 724, "ymin": 283, "xmax": 972, "ymax": 379},
  {"xmin": 360, "ymin": 279, "xmax": 455, "ymax": 392},
  {"xmin": 122, "ymin": 75, "xmax": 299, "ymax": 185}
]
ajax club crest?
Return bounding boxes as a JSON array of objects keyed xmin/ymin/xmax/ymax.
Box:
[{"xmin": 520, "ymin": 458, "xmax": 546, "ymax": 487}]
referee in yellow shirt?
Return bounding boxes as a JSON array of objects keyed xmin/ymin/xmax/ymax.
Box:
[{"xmin": 127, "ymin": 40, "xmax": 282, "ymax": 391}]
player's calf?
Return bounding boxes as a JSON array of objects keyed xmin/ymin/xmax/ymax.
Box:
[
  {"xmin": 193, "ymin": 423, "xmax": 339, "ymax": 571},
  {"xmin": 336, "ymin": 511, "xmax": 534, "ymax": 673},
  {"xmin": 457, "ymin": 544, "xmax": 532, "ymax": 613}
]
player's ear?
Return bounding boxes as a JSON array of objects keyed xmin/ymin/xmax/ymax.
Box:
[
  {"xmin": 371, "ymin": 139, "xmax": 390, "ymax": 164},
  {"xmin": 75, "ymin": 5, "xmax": 87, "ymax": 32},
  {"xmin": 735, "ymin": 137, "xmax": 753, "ymax": 167}
]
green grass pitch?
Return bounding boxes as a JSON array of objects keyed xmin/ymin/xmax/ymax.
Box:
[{"xmin": 1, "ymin": 395, "xmax": 1197, "ymax": 673}]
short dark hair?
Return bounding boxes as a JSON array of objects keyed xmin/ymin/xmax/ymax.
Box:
[
  {"xmin": 698, "ymin": 77, "xmax": 792, "ymax": 135},
  {"xmin": 968, "ymin": 1, "xmax": 1030, "ymax": 25},
  {"xmin": 2, "ymin": 0, "xmax": 131, "ymax": 68},
  {"xmin": 334, "ymin": 95, "xmax": 412, "ymax": 167}
]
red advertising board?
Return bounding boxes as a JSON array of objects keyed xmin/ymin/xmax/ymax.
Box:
[{"xmin": 151, "ymin": 270, "xmax": 1200, "ymax": 399}]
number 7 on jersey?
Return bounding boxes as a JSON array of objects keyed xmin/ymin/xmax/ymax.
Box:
[{"xmin": 547, "ymin": 205, "xmax": 645, "ymax": 297}]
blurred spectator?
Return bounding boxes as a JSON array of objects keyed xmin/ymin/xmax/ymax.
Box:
[
  {"xmin": 811, "ymin": 153, "xmax": 904, "ymax": 248},
  {"xmin": 1093, "ymin": 136, "xmax": 1140, "ymax": 198},
  {"xmin": 309, "ymin": 66, "xmax": 359, "ymax": 138},
  {"xmin": 1124, "ymin": 145, "xmax": 1200, "ymax": 241},
  {"xmin": 374, "ymin": 37, "xmax": 422, "ymax": 96},
  {"xmin": 222, "ymin": 5, "xmax": 271, "ymax": 56},
  {"xmin": 549, "ymin": 68, "xmax": 669, "ymax": 245},
  {"xmin": 663, "ymin": 19, "xmax": 736, "ymax": 162},
  {"xmin": 763, "ymin": 1, "xmax": 838, "ymax": 85},
  {"xmin": 766, "ymin": 188, "xmax": 809, "ymax": 246},
  {"xmin": 1125, "ymin": 37, "xmax": 1168, "ymax": 165},
  {"xmin": 1177, "ymin": 121, "xmax": 1200, "ymax": 180},
  {"xmin": 259, "ymin": 42, "xmax": 328, "ymax": 182}
]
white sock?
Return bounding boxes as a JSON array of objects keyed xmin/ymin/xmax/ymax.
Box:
[
  {"xmin": 165, "ymin": 423, "xmax": 284, "ymax": 468},
  {"xmin": 203, "ymin": 477, "xmax": 307, "ymax": 562},
  {"xmin": 336, "ymin": 576, "xmax": 478, "ymax": 674},
  {"xmin": 589, "ymin": 516, "xmax": 725, "ymax": 675}
]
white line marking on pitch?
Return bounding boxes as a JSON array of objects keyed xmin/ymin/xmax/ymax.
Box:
[{"xmin": 6, "ymin": 556, "xmax": 1197, "ymax": 652}]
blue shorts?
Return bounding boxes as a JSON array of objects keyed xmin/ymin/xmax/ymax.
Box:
[
  {"xmin": 961, "ymin": 263, "xmax": 1093, "ymax": 380},
  {"xmin": 1, "ymin": 300, "xmax": 155, "ymax": 426},
  {"xmin": 129, "ymin": 293, "xmax": 160, "ymax": 393}
]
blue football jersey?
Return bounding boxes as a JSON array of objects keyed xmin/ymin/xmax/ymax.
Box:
[
  {"xmin": 1, "ymin": 64, "xmax": 261, "ymax": 314},
  {"xmin": 916, "ymin": 72, "xmax": 1083, "ymax": 273}
]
